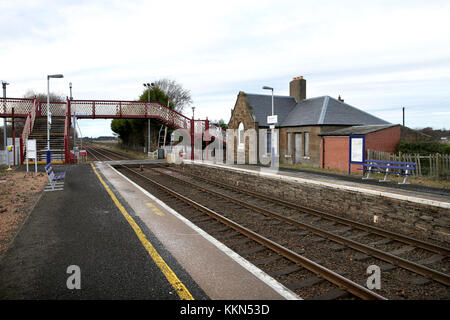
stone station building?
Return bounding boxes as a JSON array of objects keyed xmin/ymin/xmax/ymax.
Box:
[{"xmin": 228, "ymin": 76, "xmax": 401, "ymax": 170}]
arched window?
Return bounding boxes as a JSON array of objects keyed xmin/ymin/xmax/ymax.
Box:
[{"xmin": 238, "ymin": 122, "xmax": 244, "ymax": 148}]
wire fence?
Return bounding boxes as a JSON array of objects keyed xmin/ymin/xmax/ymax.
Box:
[{"xmin": 367, "ymin": 149, "xmax": 450, "ymax": 179}]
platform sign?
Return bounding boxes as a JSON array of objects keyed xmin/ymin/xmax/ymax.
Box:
[
  {"xmin": 26, "ymin": 139, "xmax": 37, "ymax": 173},
  {"xmin": 79, "ymin": 149, "xmax": 87, "ymax": 157},
  {"xmin": 267, "ymin": 115, "xmax": 278, "ymax": 125},
  {"xmin": 27, "ymin": 139, "xmax": 37, "ymax": 159},
  {"xmin": 350, "ymin": 137, "xmax": 364, "ymax": 163}
]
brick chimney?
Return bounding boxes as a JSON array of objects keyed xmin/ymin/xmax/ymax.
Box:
[{"xmin": 289, "ymin": 76, "xmax": 306, "ymax": 103}]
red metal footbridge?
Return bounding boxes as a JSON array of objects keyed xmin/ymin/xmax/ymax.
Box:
[{"xmin": 1, "ymin": 97, "xmax": 223, "ymax": 164}]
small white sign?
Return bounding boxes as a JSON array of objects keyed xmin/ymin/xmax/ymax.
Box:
[
  {"xmin": 27, "ymin": 139, "xmax": 37, "ymax": 159},
  {"xmin": 267, "ymin": 115, "xmax": 278, "ymax": 124},
  {"xmin": 26, "ymin": 139, "xmax": 38, "ymax": 172}
]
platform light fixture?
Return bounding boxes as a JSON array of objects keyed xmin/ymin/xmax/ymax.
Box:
[
  {"xmin": 69, "ymin": 82, "xmax": 73, "ymax": 100},
  {"xmin": 1, "ymin": 80, "xmax": 9, "ymax": 165},
  {"xmin": 263, "ymin": 86, "xmax": 275, "ymax": 168},
  {"xmin": 143, "ymin": 82, "xmax": 155, "ymax": 153}
]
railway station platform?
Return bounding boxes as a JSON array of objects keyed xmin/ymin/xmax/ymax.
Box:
[
  {"xmin": 186, "ymin": 161, "xmax": 450, "ymax": 208},
  {"xmin": 0, "ymin": 163, "xmax": 297, "ymax": 300}
]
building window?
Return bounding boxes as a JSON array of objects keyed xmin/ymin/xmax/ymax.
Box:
[
  {"xmin": 238, "ymin": 122, "xmax": 244, "ymax": 149},
  {"xmin": 266, "ymin": 131, "xmax": 271, "ymax": 154},
  {"xmin": 304, "ymin": 132, "xmax": 309, "ymax": 156},
  {"xmin": 287, "ymin": 133, "xmax": 292, "ymax": 155}
]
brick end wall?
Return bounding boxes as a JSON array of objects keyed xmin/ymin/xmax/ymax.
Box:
[{"xmin": 322, "ymin": 126, "xmax": 401, "ymax": 173}]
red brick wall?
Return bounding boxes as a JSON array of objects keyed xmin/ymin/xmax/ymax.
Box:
[
  {"xmin": 322, "ymin": 136, "xmax": 349, "ymax": 172},
  {"xmin": 365, "ymin": 125, "xmax": 400, "ymax": 153},
  {"xmin": 322, "ymin": 125, "xmax": 401, "ymax": 173}
]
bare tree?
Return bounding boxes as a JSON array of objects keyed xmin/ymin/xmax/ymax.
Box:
[
  {"xmin": 23, "ymin": 90, "xmax": 65, "ymax": 102},
  {"xmin": 153, "ymin": 78, "xmax": 193, "ymax": 114}
]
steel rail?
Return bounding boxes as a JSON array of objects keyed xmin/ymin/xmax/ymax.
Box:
[
  {"xmin": 84, "ymin": 146, "xmax": 103, "ymax": 161},
  {"xmin": 163, "ymin": 165, "xmax": 450, "ymax": 257},
  {"xmin": 119, "ymin": 165, "xmax": 387, "ymax": 300},
  {"xmin": 85, "ymin": 145, "xmax": 130, "ymax": 161},
  {"xmin": 150, "ymin": 166, "xmax": 450, "ymax": 287},
  {"xmin": 85, "ymin": 145, "xmax": 119, "ymax": 161},
  {"xmin": 89, "ymin": 145, "xmax": 132, "ymax": 160}
]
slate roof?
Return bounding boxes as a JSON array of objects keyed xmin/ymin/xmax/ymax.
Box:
[
  {"xmin": 319, "ymin": 124, "xmax": 398, "ymax": 136},
  {"xmin": 244, "ymin": 93, "xmax": 390, "ymax": 127},
  {"xmin": 245, "ymin": 94, "xmax": 297, "ymax": 127}
]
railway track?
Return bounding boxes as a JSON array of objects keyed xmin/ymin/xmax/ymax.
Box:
[
  {"xmin": 116, "ymin": 165, "xmax": 387, "ymax": 300},
  {"xmin": 84, "ymin": 145, "xmax": 449, "ymax": 299},
  {"xmin": 86, "ymin": 146, "xmax": 386, "ymax": 299},
  {"xmin": 154, "ymin": 165, "xmax": 450, "ymax": 282},
  {"xmin": 120, "ymin": 164, "xmax": 449, "ymax": 299},
  {"xmin": 84, "ymin": 144, "xmax": 133, "ymax": 161},
  {"xmin": 165, "ymin": 165, "xmax": 449, "ymax": 256}
]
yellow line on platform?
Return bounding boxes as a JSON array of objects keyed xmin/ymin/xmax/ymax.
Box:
[
  {"xmin": 27, "ymin": 161, "xmax": 64, "ymax": 165},
  {"xmin": 90, "ymin": 163, "xmax": 194, "ymax": 300},
  {"xmin": 146, "ymin": 202, "xmax": 166, "ymax": 216}
]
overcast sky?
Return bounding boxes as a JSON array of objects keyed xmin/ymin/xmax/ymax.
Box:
[{"xmin": 1, "ymin": 0, "xmax": 449, "ymax": 137}]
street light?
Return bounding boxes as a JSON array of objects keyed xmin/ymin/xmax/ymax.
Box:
[
  {"xmin": 143, "ymin": 82, "xmax": 154, "ymax": 153},
  {"xmin": 191, "ymin": 106, "xmax": 195, "ymax": 119},
  {"xmin": 69, "ymin": 82, "xmax": 73, "ymax": 100},
  {"xmin": 2, "ymin": 81, "xmax": 9, "ymax": 166},
  {"xmin": 47, "ymin": 74, "xmax": 64, "ymax": 163},
  {"xmin": 262, "ymin": 86, "xmax": 275, "ymax": 168}
]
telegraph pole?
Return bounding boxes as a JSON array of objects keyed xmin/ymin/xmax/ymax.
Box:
[{"xmin": 402, "ymin": 107, "xmax": 405, "ymax": 127}]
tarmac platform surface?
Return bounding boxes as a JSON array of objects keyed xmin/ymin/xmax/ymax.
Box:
[{"xmin": 0, "ymin": 163, "xmax": 295, "ymax": 300}]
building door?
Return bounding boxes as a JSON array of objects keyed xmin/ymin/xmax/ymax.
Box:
[{"xmin": 294, "ymin": 133, "xmax": 302, "ymax": 164}]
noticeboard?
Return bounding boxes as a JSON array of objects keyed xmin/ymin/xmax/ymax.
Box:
[
  {"xmin": 350, "ymin": 137, "xmax": 364, "ymax": 163},
  {"xmin": 348, "ymin": 135, "xmax": 365, "ymax": 174},
  {"xmin": 27, "ymin": 139, "xmax": 37, "ymax": 159}
]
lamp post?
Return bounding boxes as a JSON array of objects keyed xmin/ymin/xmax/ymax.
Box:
[
  {"xmin": 2, "ymin": 80, "xmax": 9, "ymax": 160},
  {"xmin": 143, "ymin": 82, "xmax": 154, "ymax": 153},
  {"xmin": 262, "ymin": 86, "xmax": 275, "ymax": 168},
  {"xmin": 192, "ymin": 106, "xmax": 195, "ymax": 119},
  {"xmin": 47, "ymin": 74, "xmax": 64, "ymax": 164},
  {"xmin": 69, "ymin": 82, "xmax": 73, "ymax": 100}
]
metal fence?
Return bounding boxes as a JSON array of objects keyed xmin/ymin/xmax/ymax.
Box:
[
  {"xmin": 367, "ymin": 149, "xmax": 450, "ymax": 179},
  {"xmin": 0, "ymin": 150, "xmax": 6, "ymax": 165}
]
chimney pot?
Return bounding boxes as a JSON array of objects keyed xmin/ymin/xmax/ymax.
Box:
[{"xmin": 289, "ymin": 76, "xmax": 306, "ymax": 102}]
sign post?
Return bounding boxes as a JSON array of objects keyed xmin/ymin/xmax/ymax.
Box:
[{"xmin": 267, "ymin": 115, "xmax": 278, "ymax": 168}]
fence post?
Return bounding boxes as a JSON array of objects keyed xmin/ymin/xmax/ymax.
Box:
[
  {"xmin": 417, "ymin": 154, "xmax": 421, "ymax": 176},
  {"xmin": 436, "ymin": 153, "xmax": 440, "ymax": 179}
]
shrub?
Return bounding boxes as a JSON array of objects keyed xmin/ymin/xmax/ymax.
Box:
[{"xmin": 397, "ymin": 141, "xmax": 450, "ymax": 155}]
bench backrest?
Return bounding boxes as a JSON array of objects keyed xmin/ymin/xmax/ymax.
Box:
[
  {"xmin": 45, "ymin": 163, "xmax": 55, "ymax": 181},
  {"xmin": 365, "ymin": 159, "xmax": 416, "ymax": 166}
]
